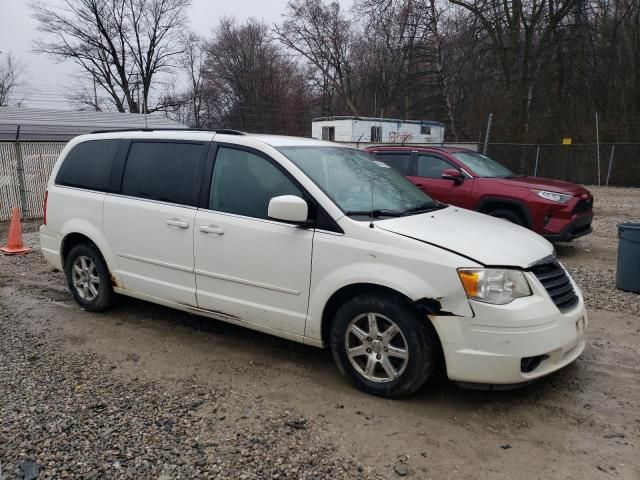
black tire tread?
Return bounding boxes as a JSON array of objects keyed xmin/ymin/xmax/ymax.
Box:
[
  {"xmin": 64, "ymin": 243, "xmax": 115, "ymax": 312},
  {"xmin": 329, "ymin": 293, "xmax": 436, "ymax": 398}
]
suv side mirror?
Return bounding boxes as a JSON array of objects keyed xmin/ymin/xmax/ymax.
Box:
[
  {"xmin": 442, "ymin": 168, "xmax": 463, "ymax": 184},
  {"xmin": 268, "ymin": 195, "xmax": 309, "ymax": 223}
]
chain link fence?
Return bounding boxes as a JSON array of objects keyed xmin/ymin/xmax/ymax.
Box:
[
  {"xmin": 2, "ymin": 133, "xmax": 639, "ymax": 222},
  {"xmin": 486, "ymin": 143, "xmax": 640, "ymax": 187},
  {"xmin": 0, "ymin": 140, "xmax": 65, "ymax": 221}
]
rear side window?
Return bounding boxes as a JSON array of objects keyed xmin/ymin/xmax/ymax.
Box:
[
  {"xmin": 374, "ymin": 153, "xmax": 413, "ymax": 175},
  {"xmin": 121, "ymin": 142, "xmax": 205, "ymax": 207},
  {"xmin": 55, "ymin": 139, "xmax": 120, "ymax": 191}
]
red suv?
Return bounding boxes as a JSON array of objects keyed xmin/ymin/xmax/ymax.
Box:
[{"xmin": 366, "ymin": 146, "xmax": 593, "ymax": 242}]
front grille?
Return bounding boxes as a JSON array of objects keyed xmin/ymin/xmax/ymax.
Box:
[
  {"xmin": 573, "ymin": 196, "xmax": 593, "ymax": 213},
  {"xmin": 530, "ymin": 261, "xmax": 579, "ymax": 312}
]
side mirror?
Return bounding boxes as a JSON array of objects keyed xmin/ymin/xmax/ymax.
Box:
[
  {"xmin": 442, "ymin": 168, "xmax": 463, "ymax": 184},
  {"xmin": 268, "ymin": 195, "xmax": 309, "ymax": 223}
]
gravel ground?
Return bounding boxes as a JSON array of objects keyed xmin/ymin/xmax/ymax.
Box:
[
  {"xmin": 0, "ymin": 299, "xmax": 374, "ymax": 479},
  {"xmin": 0, "ymin": 186, "xmax": 639, "ymax": 479},
  {"xmin": 558, "ymin": 186, "xmax": 640, "ymax": 316}
]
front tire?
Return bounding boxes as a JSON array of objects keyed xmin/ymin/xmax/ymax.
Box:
[
  {"xmin": 65, "ymin": 243, "xmax": 115, "ymax": 312},
  {"xmin": 330, "ymin": 294, "xmax": 437, "ymax": 398},
  {"xmin": 487, "ymin": 208, "xmax": 525, "ymax": 226}
]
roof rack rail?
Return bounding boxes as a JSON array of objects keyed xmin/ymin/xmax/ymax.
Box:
[{"xmin": 90, "ymin": 127, "xmax": 246, "ymax": 135}]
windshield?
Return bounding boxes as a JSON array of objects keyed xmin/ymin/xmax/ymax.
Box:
[
  {"xmin": 277, "ymin": 146, "xmax": 440, "ymax": 217},
  {"xmin": 452, "ymin": 151, "xmax": 516, "ymax": 178}
]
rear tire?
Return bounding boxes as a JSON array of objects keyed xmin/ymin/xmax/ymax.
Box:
[
  {"xmin": 64, "ymin": 243, "xmax": 115, "ymax": 312},
  {"xmin": 487, "ymin": 208, "xmax": 525, "ymax": 226},
  {"xmin": 330, "ymin": 294, "xmax": 437, "ymax": 398}
]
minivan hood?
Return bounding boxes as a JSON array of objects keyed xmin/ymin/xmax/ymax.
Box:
[
  {"xmin": 377, "ymin": 207, "xmax": 553, "ymax": 268},
  {"xmin": 494, "ymin": 176, "xmax": 589, "ymax": 194}
]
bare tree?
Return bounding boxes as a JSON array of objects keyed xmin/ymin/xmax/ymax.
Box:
[
  {"xmin": 202, "ymin": 18, "xmax": 312, "ymax": 134},
  {"xmin": 275, "ymin": 0, "xmax": 360, "ymax": 115},
  {"xmin": 180, "ymin": 32, "xmax": 206, "ymax": 127},
  {"xmin": 31, "ymin": 0, "xmax": 190, "ymax": 113},
  {"xmin": 447, "ymin": 0, "xmax": 579, "ymax": 140},
  {"xmin": 0, "ymin": 52, "xmax": 26, "ymax": 106}
]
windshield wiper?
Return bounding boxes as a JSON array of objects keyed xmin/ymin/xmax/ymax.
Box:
[
  {"xmin": 400, "ymin": 202, "xmax": 448, "ymax": 215},
  {"xmin": 344, "ymin": 209, "xmax": 404, "ymax": 218}
]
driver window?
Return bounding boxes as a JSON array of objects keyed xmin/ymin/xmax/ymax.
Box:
[
  {"xmin": 210, "ymin": 147, "xmax": 303, "ymax": 219},
  {"xmin": 416, "ymin": 155, "xmax": 454, "ymax": 179}
]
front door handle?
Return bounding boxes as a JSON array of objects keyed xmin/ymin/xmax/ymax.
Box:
[
  {"xmin": 165, "ymin": 218, "xmax": 189, "ymax": 229},
  {"xmin": 200, "ymin": 225, "xmax": 225, "ymax": 235}
]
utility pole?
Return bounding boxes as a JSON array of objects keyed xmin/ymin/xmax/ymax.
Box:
[
  {"xmin": 93, "ymin": 77, "xmax": 99, "ymax": 111},
  {"xmin": 143, "ymin": 81, "xmax": 148, "ymax": 129},
  {"xmin": 595, "ymin": 112, "xmax": 601, "ymax": 186},
  {"xmin": 483, "ymin": 113, "xmax": 493, "ymax": 155},
  {"xmin": 14, "ymin": 126, "xmax": 28, "ymax": 216},
  {"xmin": 136, "ymin": 75, "xmax": 141, "ymax": 115}
]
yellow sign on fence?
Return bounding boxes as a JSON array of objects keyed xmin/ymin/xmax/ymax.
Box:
[{"xmin": 562, "ymin": 137, "xmax": 572, "ymax": 145}]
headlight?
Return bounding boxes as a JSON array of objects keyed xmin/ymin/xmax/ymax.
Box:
[
  {"xmin": 458, "ymin": 268, "xmax": 532, "ymax": 305},
  {"xmin": 534, "ymin": 190, "xmax": 572, "ymax": 203}
]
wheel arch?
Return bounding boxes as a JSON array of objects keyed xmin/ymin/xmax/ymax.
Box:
[
  {"xmin": 61, "ymin": 232, "xmax": 97, "ymax": 264},
  {"xmin": 476, "ymin": 197, "xmax": 532, "ymax": 227},
  {"xmin": 59, "ymin": 220, "xmax": 120, "ymax": 286},
  {"xmin": 320, "ymin": 283, "xmax": 442, "ymax": 346}
]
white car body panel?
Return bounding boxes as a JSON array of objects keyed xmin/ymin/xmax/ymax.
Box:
[
  {"xmin": 194, "ymin": 209, "xmax": 313, "ymax": 335},
  {"xmin": 103, "ymin": 195, "xmax": 198, "ymax": 306},
  {"xmin": 40, "ymin": 131, "xmax": 588, "ymax": 387},
  {"xmin": 376, "ymin": 206, "xmax": 554, "ymax": 268}
]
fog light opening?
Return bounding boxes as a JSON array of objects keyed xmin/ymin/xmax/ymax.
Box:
[{"xmin": 521, "ymin": 354, "xmax": 549, "ymax": 373}]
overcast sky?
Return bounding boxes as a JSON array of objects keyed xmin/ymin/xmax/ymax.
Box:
[{"xmin": 0, "ymin": 0, "xmax": 352, "ymax": 110}]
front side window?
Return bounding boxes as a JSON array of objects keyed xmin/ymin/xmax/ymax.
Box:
[
  {"xmin": 416, "ymin": 154, "xmax": 454, "ymax": 179},
  {"xmin": 375, "ymin": 153, "xmax": 413, "ymax": 176},
  {"xmin": 278, "ymin": 146, "xmax": 439, "ymax": 217},
  {"xmin": 56, "ymin": 139, "xmax": 120, "ymax": 191},
  {"xmin": 452, "ymin": 151, "xmax": 515, "ymax": 178},
  {"xmin": 209, "ymin": 147, "xmax": 303, "ymax": 220},
  {"xmin": 121, "ymin": 141, "xmax": 205, "ymax": 206}
]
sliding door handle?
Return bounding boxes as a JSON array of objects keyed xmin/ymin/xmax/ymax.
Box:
[
  {"xmin": 200, "ymin": 225, "xmax": 225, "ymax": 235},
  {"xmin": 165, "ymin": 218, "xmax": 189, "ymax": 229}
]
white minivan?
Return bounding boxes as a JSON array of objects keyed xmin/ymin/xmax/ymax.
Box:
[{"xmin": 40, "ymin": 130, "xmax": 587, "ymax": 397}]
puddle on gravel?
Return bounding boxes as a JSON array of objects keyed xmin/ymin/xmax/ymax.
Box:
[{"xmin": 18, "ymin": 283, "xmax": 71, "ymax": 303}]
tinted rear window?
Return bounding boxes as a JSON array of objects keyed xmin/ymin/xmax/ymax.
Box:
[
  {"xmin": 55, "ymin": 139, "xmax": 120, "ymax": 191},
  {"xmin": 374, "ymin": 153, "xmax": 413, "ymax": 175},
  {"xmin": 121, "ymin": 141, "xmax": 205, "ymax": 207}
]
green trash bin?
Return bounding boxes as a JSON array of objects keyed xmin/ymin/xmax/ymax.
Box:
[{"xmin": 617, "ymin": 223, "xmax": 640, "ymax": 293}]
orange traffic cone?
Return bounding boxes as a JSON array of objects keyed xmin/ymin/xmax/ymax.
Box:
[{"xmin": 1, "ymin": 207, "xmax": 32, "ymax": 255}]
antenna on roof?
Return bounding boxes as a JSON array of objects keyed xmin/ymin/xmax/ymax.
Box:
[{"xmin": 369, "ymin": 153, "xmax": 375, "ymax": 229}]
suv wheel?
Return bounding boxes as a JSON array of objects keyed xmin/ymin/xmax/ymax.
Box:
[
  {"xmin": 330, "ymin": 294, "xmax": 436, "ymax": 398},
  {"xmin": 487, "ymin": 208, "xmax": 525, "ymax": 226},
  {"xmin": 65, "ymin": 243, "xmax": 115, "ymax": 312}
]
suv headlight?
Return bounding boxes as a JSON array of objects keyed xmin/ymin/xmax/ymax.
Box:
[
  {"xmin": 534, "ymin": 190, "xmax": 572, "ymax": 203},
  {"xmin": 458, "ymin": 268, "xmax": 532, "ymax": 305}
]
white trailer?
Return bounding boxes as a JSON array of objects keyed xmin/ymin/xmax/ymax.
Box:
[{"xmin": 311, "ymin": 116, "xmax": 445, "ymax": 145}]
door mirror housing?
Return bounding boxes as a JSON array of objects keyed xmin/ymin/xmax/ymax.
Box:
[
  {"xmin": 442, "ymin": 168, "xmax": 463, "ymax": 184},
  {"xmin": 268, "ymin": 195, "xmax": 309, "ymax": 223}
]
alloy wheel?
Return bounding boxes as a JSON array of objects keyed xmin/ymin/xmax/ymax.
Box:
[
  {"xmin": 344, "ymin": 312, "xmax": 409, "ymax": 383},
  {"xmin": 71, "ymin": 255, "xmax": 100, "ymax": 301}
]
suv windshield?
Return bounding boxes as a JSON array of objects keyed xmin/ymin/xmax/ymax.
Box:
[
  {"xmin": 278, "ymin": 146, "xmax": 442, "ymax": 217},
  {"xmin": 452, "ymin": 151, "xmax": 516, "ymax": 178}
]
